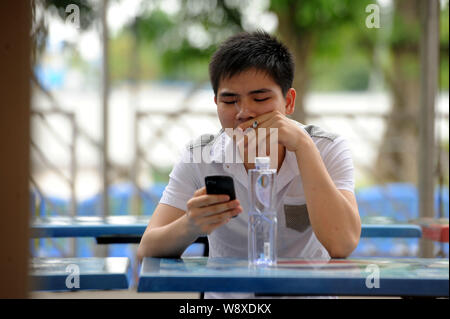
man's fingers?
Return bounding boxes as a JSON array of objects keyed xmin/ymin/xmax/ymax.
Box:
[
  {"xmin": 190, "ymin": 206, "xmax": 243, "ymax": 235},
  {"xmin": 194, "ymin": 187, "xmax": 206, "ymax": 197},
  {"xmin": 198, "ymin": 200, "xmax": 240, "ymax": 217},
  {"xmin": 188, "ymin": 194, "xmax": 230, "ymax": 209},
  {"xmin": 237, "ymin": 111, "xmax": 278, "ymax": 131},
  {"xmin": 201, "ymin": 207, "xmax": 242, "ymax": 225}
]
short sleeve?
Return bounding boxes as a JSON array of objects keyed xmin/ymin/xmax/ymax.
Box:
[
  {"xmin": 319, "ymin": 136, "xmax": 355, "ymax": 193},
  {"xmin": 159, "ymin": 148, "xmax": 200, "ymax": 212}
]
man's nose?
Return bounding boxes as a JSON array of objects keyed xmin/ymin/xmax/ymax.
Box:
[{"xmin": 235, "ymin": 101, "xmax": 256, "ymax": 120}]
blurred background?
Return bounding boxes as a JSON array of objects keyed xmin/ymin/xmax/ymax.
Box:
[{"xmin": 29, "ymin": 0, "xmax": 449, "ymax": 263}]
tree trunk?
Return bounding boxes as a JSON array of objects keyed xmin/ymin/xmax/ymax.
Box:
[
  {"xmin": 275, "ymin": 9, "xmax": 314, "ymax": 125},
  {"xmin": 374, "ymin": 0, "xmax": 421, "ymax": 184}
]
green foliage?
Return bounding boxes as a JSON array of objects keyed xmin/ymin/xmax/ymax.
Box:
[
  {"xmin": 389, "ymin": 12, "xmax": 420, "ymax": 49},
  {"xmin": 36, "ymin": 0, "xmax": 449, "ymax": 92},
  {"xmin": 311, "ymin": 52, "xmax": 371, "ymax": 91},
  {"xmin": 152, "ymin": 168, "xmax": 172, "ymax": 183},
  {"xmin": 110, "ymin": 31, "xmax": 133, "ymax": 82},
  {"xmin": 270, "ymin": 0, "xmax": 370, "ymax": 32},
  {"xmin": 129, "ymin": 0, "xmax": 243, "ymax": 82},
  {"xmin": 160, "ymin": 41, "xmax": 215, "ymax": 81},
  {"xmin": 269, "ymin": 0, "xmax": 375, "ymax": 91},
  {"xmin": 136, "ymin": 9, "xmax": 175, "ymax": 42},
  {"xmin": 308, "ymin": 11, "xmax": 374, "ymax": 91}
]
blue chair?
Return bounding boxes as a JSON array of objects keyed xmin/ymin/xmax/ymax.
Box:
[
  {"xmin": 356, "ymin": 186, "xmax": 392, "ymax": 256},
  {"xmin": 141, "ymin": 183, "xmax": 167, "ymax": 216},
  {"xmin": 78, "ymin": 194, "xmax": 101, "ymax": 216},
  {"xmin": 434, "ymin": 186, "xmax": 449, "ymax": 218},
  {"xmin": 355, "ymin": 183, "xmax": 420, "ymax": 257},
  {"xmin": 38, "ymin": 195, "xmax": 69, "ymax": 217},
  {"xmin": 109, "ymin": 183, "xmax": 133, "ymax": 216},
  {"xmin": 356, "ymin": 186, "xmax": 389, "ymax": 217},
  {"xmin": 76, "ymin": 238, "xmax": 95, "ymax": 257},
  {"xmin": 78, "ymin": 183, "xmax": 134, "ymax": 216},
  {"xmin": 383, "ymin": 183, "xmax": 418, "ymax": 221}
]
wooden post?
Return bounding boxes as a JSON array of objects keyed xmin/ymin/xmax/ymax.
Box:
[
  {"xmin": 0, "ymin": 1, "xmax": 31, "ymax": 298},
  {"xmin": 130, "ymin": 19, "xmax": 141, "ymax": 217},
  {"xmin": 97, "ymin": 0, "xmax": 110, "ymax": 258},
  {"xmin": 70, "ymin": 113, "xmax": 77, "ymax": 256},
  {"xmin": 101, "ymin": 0, "xmax": 110, "ymax": 220},
  {"xmin": 418, "ymin": 0, "xmax": 439, "ymax": 257}
]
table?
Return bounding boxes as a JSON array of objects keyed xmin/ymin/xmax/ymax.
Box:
[
  {"xmin": 30, "ymin": 257, "xmax": 130, "ymax": 291},
  {"xmin": 137, "ymin": 257, "xmax": 448, "ymax": 297},
  {"xmin": 31, "ymin": 216, "xmax": 423, "ymax": 240}
]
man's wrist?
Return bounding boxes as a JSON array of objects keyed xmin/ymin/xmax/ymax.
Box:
[
  {"xmin": 294, "ymin": 131, "xmax": 314, "ymax": 155},
  {"xmin": 179, "ymin": 213, "xmax": 202, "ymax": 242}
]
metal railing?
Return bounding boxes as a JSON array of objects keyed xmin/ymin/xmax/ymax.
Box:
[{"xmin": 31, "ymin": 109, "xmax": 77, "ymax": 218}]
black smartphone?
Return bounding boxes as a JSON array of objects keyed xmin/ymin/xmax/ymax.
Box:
[{"xmin": 205, "ymin": 175, "xmax": 236, "ymax": 202}]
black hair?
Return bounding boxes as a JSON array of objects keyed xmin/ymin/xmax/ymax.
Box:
[{"xmin": 209, "ymin": 30, "xmax": 295, "ymax": 97}]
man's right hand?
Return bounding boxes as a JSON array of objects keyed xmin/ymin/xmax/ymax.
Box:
[{"xmin": 185, "ymin": 187, "xmax": 243, "ymax": 236}]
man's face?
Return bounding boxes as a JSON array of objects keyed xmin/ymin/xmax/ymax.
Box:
[{"xmin": 214, "ymin": 68, "xmax": 293, "ymax": 129}]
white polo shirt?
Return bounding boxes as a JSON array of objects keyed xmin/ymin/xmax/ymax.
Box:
[{"xmin": 159, "ymin": 120, "xmax": 355, "ymax": 298}]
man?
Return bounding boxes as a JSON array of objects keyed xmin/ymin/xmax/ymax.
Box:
[{"xmin": 137, "ymin": 31, "xmax": 361, "ymax": 298}]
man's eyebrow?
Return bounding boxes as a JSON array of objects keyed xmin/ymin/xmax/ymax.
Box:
[
  {"xmin": 219, "ymin": 88, "xmax": 273, "ymax": 97},
  {"xmin": 248, "ymin": 88, "xmax": 273, "ymax": 94},
  {"xmin": 219, "ymin": 91, "xmax": 239, "ymax": 97}
]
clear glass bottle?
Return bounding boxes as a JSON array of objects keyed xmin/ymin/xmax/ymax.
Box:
[{"xmin": 248, "ymin": 157, "xmax": 277, "ymax": 266}]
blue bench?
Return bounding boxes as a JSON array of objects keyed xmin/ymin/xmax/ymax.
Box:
[
  {"xmin": 30, "ymin": 183, "xmax": 167, "ymax": 260},
  {"xmin": 30, "ymin": 257, "xmax": 131, "ymax": 291}
]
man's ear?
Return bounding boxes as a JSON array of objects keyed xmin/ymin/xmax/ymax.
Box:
[
  {"xmin": 214, "ymin": 95, "xmax": 217, "ymax": 105},
  {"xmin": 285, "ymin": 88, "xmax": 296, "ymax": 115}
]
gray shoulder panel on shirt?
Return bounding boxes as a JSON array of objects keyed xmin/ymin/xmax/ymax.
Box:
[
  {"xmin": 303, "ymin": 124, "xmax": 338, "ymax": 142},
  {"xmin": 187, "ymin": 129, "xmax": 223, "ymax": 151},
  {"xmin": 186, "ymin": 125, "xmax": 337, "ymax": 150}
]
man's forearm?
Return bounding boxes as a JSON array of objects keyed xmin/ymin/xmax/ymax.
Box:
[
  {"xmin": 294, "ymin": 138, "xmax": 361, "ymax": 258},
  {"xmin": 137, "ymin": 215, "xmax": 199, "ymax": 261}
]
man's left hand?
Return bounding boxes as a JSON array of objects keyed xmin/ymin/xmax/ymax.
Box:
[{"xmin": 237, "ymin": 110, "xmax": 307, "ymax": 152}]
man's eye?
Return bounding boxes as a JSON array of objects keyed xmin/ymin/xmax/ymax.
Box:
[
  {"xmin": 255, "ymin": 97, "xmax": 270, "ymax": 102},
  {"xmin": 223, "ymin": 101, "xmax": 237, "ymax": 104}
]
